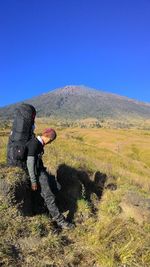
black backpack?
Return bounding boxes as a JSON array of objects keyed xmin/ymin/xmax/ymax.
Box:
[{"xmin": 7, "ymin": 103, "xmax": 36, "ymax": 168}]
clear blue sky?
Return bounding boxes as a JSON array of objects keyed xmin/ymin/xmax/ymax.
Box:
[{"xmin": 0, "ymin": 0, "xmax": 150, "ymax": 106}]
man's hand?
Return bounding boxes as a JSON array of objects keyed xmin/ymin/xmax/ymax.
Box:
[{"xmin": 31, "ymin": 182, "xmax": 38, "ymax": 191}]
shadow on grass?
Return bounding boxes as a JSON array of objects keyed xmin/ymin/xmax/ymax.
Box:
[
  {"xmin": 0, "ymin": 163, "xmax": 116, "ymax": 221},
  {"xmin": 56, "ymin": 164, "xmax": 108, "ymax": 222}
]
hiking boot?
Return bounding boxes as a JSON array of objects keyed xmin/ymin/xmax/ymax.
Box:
[
  {"xmin": 53, "ymin": 214, "xmax": 75, "ymax": 230},
  {"xmin": 57, "ymin": 220, "xmax": 75, "ymax": 230}
]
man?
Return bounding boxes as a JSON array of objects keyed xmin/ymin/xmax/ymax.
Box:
[{"xmin": 26, "ymin": 128, "xmax": 74, "ymax": 229}]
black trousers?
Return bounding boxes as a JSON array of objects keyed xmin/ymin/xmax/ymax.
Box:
[{"xmin": 38, "ymin": 170, "xmax": 63, "ymax": 221}]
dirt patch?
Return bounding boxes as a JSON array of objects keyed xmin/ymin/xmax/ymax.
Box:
[{"xmin": 120, "ymin": 191, "xmax": 150, "ymax": 224}]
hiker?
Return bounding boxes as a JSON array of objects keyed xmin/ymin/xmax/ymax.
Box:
[
  {"xmin": 26, "ymin": 128, "xmax": 74, "ymax": 229},
  {"xmin": 7, "ymin": 103, "xmax": 74, "ymax": 229}
]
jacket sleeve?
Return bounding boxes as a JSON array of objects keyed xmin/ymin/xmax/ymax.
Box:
[{"xmin": 27, "ymin": 156, "xmax": 37, "ymax": 184}]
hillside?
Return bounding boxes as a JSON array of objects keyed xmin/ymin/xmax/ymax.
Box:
[
  {"xmin": 0, "ymin": 121, "xmax": 150, "ymax": 266},
  {"xmin": 0, "ymin": 85, "xmax": 150, "ymax": 120}
]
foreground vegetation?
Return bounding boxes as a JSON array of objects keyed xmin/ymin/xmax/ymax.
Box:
[{"xmin": 0, "ymin": 119, "xmax": 150, "ymax": 267}]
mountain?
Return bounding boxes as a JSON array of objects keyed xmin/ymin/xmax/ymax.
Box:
[{"xmin": 0, "ymin": 85, "xmax": 150, "ymax": 120}]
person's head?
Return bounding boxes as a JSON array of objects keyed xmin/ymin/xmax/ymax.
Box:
[{"xmin": 41, "ymin": 128, "xmax": 57, "ymax": 145}]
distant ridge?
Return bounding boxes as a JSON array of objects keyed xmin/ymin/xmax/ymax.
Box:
[{"xmin": 0, "ymin": 85, "xmax": 150, "ymax": 120}]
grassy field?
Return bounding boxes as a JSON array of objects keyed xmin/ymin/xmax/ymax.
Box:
[{"xmin": 0, "ymin": 119, "xmax": 150, "ymax": 267}]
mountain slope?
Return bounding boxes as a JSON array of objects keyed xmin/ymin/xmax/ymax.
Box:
[{"xmin": 0, "ymin": 85, "xmax": 150, "ymax": 120}]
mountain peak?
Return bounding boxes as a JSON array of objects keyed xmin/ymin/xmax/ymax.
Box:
[
  {"xmin": 0, "ymin": 85, "xmax": 150, "ymax": 120},
  {"xmin": 53, "ymin": 85, "xmax": 93, "ymax": 95}
]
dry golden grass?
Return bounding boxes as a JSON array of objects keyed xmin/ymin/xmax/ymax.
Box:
[{"xmin": 0, "ymin": 119, "xmax": 150, "ymax": 266}]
